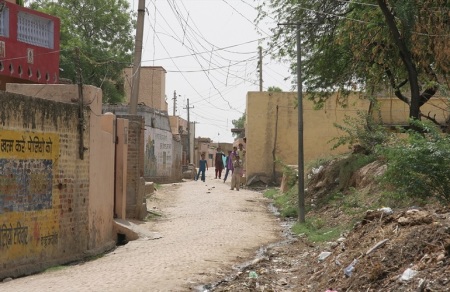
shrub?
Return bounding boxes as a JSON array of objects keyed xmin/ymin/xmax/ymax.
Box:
[
  {"xmin": 330, "ymin": 109, "xmax": 389, "ymax": 154},
  {"xmin": 380, "ymin": 120, "xmax": 450, "ymax": 203}
]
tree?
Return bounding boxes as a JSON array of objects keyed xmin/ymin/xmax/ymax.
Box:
[
  {"xmin": 268, "ymin": 86, "xmax": 283, "ymax": 92},
  {"xmin": 232, "ymin": 113, "xmax": 246, "ymax": 137},
  {"xmin": 257, "ymin": 0, "xmax": 449, "ymax": 127},
  {"xmin": 30, "ymin": 0, "xmax": 135, "ymax": 103}
]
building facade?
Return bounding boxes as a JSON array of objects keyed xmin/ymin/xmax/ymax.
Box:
[{"xmin": 0, "ymin": 1, "xmax": 60, "ymax": 89}]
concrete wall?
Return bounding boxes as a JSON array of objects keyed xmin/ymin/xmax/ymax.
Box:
[
  {"xmin": 1, "ymin": 84, "xmax": 115, "ymax": 279},
  {"xmin": 122, "ymin": 115, "xmax": 145, "ymax": 219},
  {"xmin": 246, "ymin": 92, "xmax": 448, "ymax": 179},
  {"xmin": 171, "ymin": 140, "xmax": 183, "ymax": 182},
  {"xmin": 88, "ymin": 110, "xmax": 115, "ymax": 251},
  {"xmin": 246, "ymin": 91, "xmax": 449, "ymax": 182},
  {"xmin": 144, "ymin": 127, "xmax": 172, "ymax": 178},
  {"xmin": 194, "ymin": 138, "xmax": 211, "ymax": 168},
  {"xmin": 114, "ymin": 118, "xmax": 129, "ymax": 219},
  {"xmin": 246, "ymin": 92, "xmax": 301, "ymax": 181},
  {"xmin": 104, "ymin": 104, "xmax": 182, "ymax": 184},
  {"xmin": 123, "ymin": 66, "xmax": 168, "ymax": 112},
  {"xmin": 374, "ymin": 97, "xmax": 448, "ymax": 126}
]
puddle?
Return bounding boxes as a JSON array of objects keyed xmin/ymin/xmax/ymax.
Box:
[{"xmin": 194, "ymin": 203, "xmax": 297, "ymax": 292}]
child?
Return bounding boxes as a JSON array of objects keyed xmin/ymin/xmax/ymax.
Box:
[
  {"xmin": 196, "ymin": 153, "xmax": 208, "ymax": 182},
  {"xmin": 223, "ymin": 150, "xmax": 234, "ymax": 183},
  {"xmin": 230, "ymin": 153, "xmax": 242, "ymax": 191}
]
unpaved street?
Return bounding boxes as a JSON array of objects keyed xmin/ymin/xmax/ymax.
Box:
[{"xmin": 0, "ymin": 168, "xmax": 282, "ymax": 292}]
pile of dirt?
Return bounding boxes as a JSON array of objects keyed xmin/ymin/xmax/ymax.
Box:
[{"xmin": 212, "ymin": 157, "xmax": 450, "ymax": 291}]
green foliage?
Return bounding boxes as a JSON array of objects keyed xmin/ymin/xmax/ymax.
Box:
[
  {"xmin": 264, "ymin": 185, "xmax": 298, "ymax": 218},
  {"xmin": 231, "ymin": 113, "xmax": 246, "ymax": 137},
  {"xmin": 256, "ymin": 0, "xmax": 448, "ymax": 123},
  {"xmin": 336, "ymin": 154, "xmax": 377, "ymax": 190},
  {"xmin": 268, "ymin": 86, "xmax": 282, "ymax": 92},
  {"xmin": 380, "ymin": 120, "xmax": 450, "ymax": 203},
  {"xmin": 275, "ymin": 158, "xmax": 298, "ymax": 188},
  {"xmin": 292, "ymin": 218, "xmax": 343, "ymax": 243},
  {"xmin": 330, "ymin": 110, "xmax": 389, "ymax": 154},
  {"xmin": 376, "ymin": 191, "xmax": 423, "ymax": 209},
  {"xmin": 263, "ymin": 188, "xmax": 278, "ymax": 199},
  {"xmin": 31, "ymin": 0, "xmax": 135, "ymax": 103}
]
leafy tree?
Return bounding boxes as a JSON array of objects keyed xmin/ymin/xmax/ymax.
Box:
[
  {"xmin": 257, "ymin": 0, "xmax": 449, "ymax": 127},
  {"xmin": 232, "ymin": 113, "xmax": 246, "ymax": 137},
  {"xmin": 268, "ymin": 86, "xmax": 283, "ymax": 92},
  {"xmin": 30, "ymin": 0, "xmax": 135, "ymax": 103}
]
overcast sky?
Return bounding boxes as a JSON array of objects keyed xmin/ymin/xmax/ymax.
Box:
[{"xmin": 129, "ymin": 0, "xmax": 294, "ymax": 143}]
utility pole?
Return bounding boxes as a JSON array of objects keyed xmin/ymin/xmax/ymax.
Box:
[
  {"xmin": 128, "ymin": 0, "xmax": 145, "ymax": 115},
  {"xmin": 259, "ymin": 46, "xmax": 263, "ymax": 91},
  {"xmin": 184, "ymin": 98, "xmax": 194, "ymax": 163},
  {"xmin": 172, "ymin": 90, "xmax": 177, "ymax": 116},
  {"xmin": 278, "ymin": 22, "xmax": 306, "ymax": 223},
  {"xmin": 296, "ymin": 24, "xmax": 305, "ymax": 223}
]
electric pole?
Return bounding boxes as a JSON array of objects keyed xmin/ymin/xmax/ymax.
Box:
[
  {"xmin": 259, "ymin": 46, "xmax": 263, "ymax": 91},
  {"xmin": 128, "ymin": 0, "xmax": 145, "ymax": 115},
  {"xmin": 172, "ymin": 90, "xmax": 177, "ymax": 116},
  {"xmin": 184, "ymin": 98, "xmax": 194, "ymax": 163}
]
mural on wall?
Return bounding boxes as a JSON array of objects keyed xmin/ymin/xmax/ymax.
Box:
[
  {"xmin": 144, "ymin": 127, "xmax": 172, "ymax": 177},
  {"xmin": 0, "ymin": 130, "xmax": 59, "ymax": 255}
]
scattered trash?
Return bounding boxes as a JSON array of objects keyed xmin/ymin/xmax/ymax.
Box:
[
  {"xmin": 336, "ymin": 237, "xmax": 346, "ymax": 243},
  {"xmin": 312, "ymin": 165, "xmax": 324, "ymax": 174},
  {"xmin": 318, "ymin": 251, "xmax": 332, "ymax": 262},
  {"xmin": 366, "ymin": 239, "xmax": 389, "ymax": 255},
  {"xmin": 378, "ymin": 207, "xmax": 393, "ymax": 214},
  {"xmin": 325, "ymin": 289, "xmax": 338, "ymax": 292},
  {"xmin": 248, "ymin": 271, "xmax": 258, "ymax": 279},
  {"xmin": 418, "ymin": 278, "xmax": 427, "ymax": 291},
  {"xmin": 344, "ymin": 259, "xmax": 357, "ymax": 277},
  {"xmin": 400, "ymin": 268, "xmax": 418, "ymax": 282}
]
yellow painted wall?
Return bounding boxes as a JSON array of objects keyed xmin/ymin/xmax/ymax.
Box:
[
  {"xmin": 1, "ymin": 85, "xmax": 116, "ymax": 278},
  {"xmin": 246, "ymin": 92, "xmax": 301, "ymax": 180},
  {"xmin": 123, "ymin": 66, "xmax": 168, "ymax": 112},
  {"xmin": 0, "ymin": 130, "xmax": 60, "ymax": 261},
  {"xmin": 246, "ymin": 92, "xmax": 449, "ymax": 181}
]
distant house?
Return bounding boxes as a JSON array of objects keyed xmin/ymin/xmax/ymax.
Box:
[{"xmin": 0, "ymin": 1, "xmax": 60, "ymax": 89}]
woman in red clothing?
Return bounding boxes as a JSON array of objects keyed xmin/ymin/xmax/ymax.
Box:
[{"xmin": 214, "ymin": 147, "xmax": 225, "ymax": 179}]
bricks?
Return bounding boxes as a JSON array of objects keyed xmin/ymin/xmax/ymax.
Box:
[{"xmin": 0, "ymin": 90, "xmax": 90, "ymax": 279}]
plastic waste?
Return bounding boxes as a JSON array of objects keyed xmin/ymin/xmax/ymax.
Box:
[
  {"xmin": 318, "ymin": 251, "xmax": 332, "ymax": 262},
  {"xmin": 378, "ymin": 207, "xmax": 393, "ymax": 214},
  {"xmin": 312, "ymin": 165, "xmax": 324, "ymax": 174},
  {"xmin": 325, "ymin": 289, "xmax": 338, "ymax": 292},
  {"xmin": 400, "ymin": 268, "xmax": 417, "ymax": 281},
  {"xmin": 248, "ymin": 271, "xmax": 258, "ymax": 279},
  {"xmin": 344, "ymin": 259, "xmax": 357, "ymax": 277}
]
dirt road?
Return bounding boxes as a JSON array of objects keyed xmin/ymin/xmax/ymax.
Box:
[{"xmin": 0, "ymin": 168, "xmax": 282, "ymax": 292}]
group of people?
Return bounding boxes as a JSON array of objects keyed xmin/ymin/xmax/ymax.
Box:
[{"xmin": 195, "ymin": 143, "xmax": 246, "ymax": 191}]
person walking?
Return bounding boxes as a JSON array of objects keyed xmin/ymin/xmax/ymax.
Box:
[
  {"xmin": 230, "ymin": 153, "xmax": 242, "ymax": 191},
  {"xmin": 223, "ymin": 149, "xmax": 234, "ymax": 183},
  {"xmin": 214, "ymin": 147, "xmax": 225, "ymax": 179},
  {"xmin": 237, "ymin": 143, "xmax": 246, "ymax": 187},
  {"xmin": 195, "ymin": 153, "xmax": 208, "ymax": 182}
]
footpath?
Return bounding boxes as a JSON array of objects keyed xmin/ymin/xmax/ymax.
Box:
[{"xmin": 0, "ymin": 168, "xmax": 282, "ymax": 292}]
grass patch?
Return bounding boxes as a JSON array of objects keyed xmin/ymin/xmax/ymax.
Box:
[
  {"xmin": 292, "ymin": 217, "xmax": 345, "ymax": 243},
  {"xmin": 273, "ymin": 187, "xmax": 298, "ymax": 218},
  {"xmin": 263, "ymin": 188, "xmax": 278, "ymax": 199}
]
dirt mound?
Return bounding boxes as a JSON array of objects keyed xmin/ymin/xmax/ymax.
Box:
[{"xmin": 212, "ymin": 157, "xmax": 450, "ymax": 291}]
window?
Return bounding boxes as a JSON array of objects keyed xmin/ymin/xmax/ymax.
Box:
[
  {"xmin": 0, "ymin": 7, "xmax": 9, "ymax": 37},
  {"xmin": 17, "ymin": 12, "xmax": 54, "ymax": 48}
]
